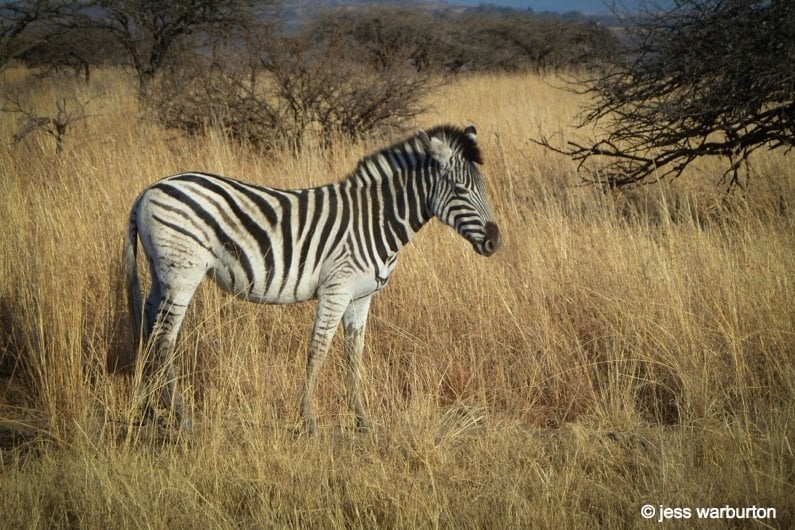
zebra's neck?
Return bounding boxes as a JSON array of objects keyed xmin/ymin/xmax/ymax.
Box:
[{"xmin": 338, "ymin": 137, "xmax": 436, "ymax": 258}]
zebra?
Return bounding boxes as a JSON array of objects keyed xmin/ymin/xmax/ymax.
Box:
[{"xmin": 123, "ymin": 124, "xmax": 501, "ymax": 434}]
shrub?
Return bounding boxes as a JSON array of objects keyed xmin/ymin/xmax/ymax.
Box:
[{"xmin": 150, "ymin": 22, "xmax": 438, "ymax": 150}]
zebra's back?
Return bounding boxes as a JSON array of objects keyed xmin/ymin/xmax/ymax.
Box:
[{"xmin": 132, "ymin": 172, "xmax": 352, "ymax": 304}]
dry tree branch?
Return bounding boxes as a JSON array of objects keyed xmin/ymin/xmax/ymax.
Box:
[
  {"xmin": 534, "ymin": 0, "xmax": 795, "ymax": 192},
  {"xmin": 4, "ymin": 92, "xmax": 100, "ymax": 154}
]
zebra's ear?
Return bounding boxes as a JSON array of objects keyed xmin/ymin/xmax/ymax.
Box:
[
  {"xmin": 419, "ymin": 130, "xmax": 453, "ymax": 166},
  {"xmin": 464, "ymin": 124, "xmax": 477, "ymax": 141}
]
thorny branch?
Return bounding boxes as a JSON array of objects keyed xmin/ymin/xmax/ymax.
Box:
[
  {"xmin": 534, "ymin": 0, "xmax": 795, "ymax": 191},
  {"xmin": 3, "ymin": 93, "xmax": 100, "ymax": 153}
]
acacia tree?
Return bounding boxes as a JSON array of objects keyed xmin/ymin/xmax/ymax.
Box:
[
  {"xmin": 537, "ymin": 0, "xmax": 795, "ymax": 190},
  {"xmin": 0, "ymin": 0, "xmax": 71, "ymax": 71},
  {"xmin": 79, "ymin": 0, "xmax": 262, "ymax": 94}
]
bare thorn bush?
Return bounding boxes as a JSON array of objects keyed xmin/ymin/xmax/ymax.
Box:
[
  {"xmin": 149, "ymin": 21, "xmax": 440, "ymax": 151},
  {"xmin": 4, "ymin": 91, "xmax": 98, "ymax": 154}
]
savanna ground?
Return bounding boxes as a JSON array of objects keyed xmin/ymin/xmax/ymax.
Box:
[{"xmin": 0, "ymin": 68, "xmax": 793, "ymax": 528}]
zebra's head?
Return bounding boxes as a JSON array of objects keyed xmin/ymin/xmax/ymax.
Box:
[{"xmin": 419, "ymin": 125, "xmax": 502, "ymax": 257}]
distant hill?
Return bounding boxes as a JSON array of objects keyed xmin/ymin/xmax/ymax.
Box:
[
  {"xmin": 280, "ymin": 0, "xmax": 637, "ymax": 26},
  {"xmin": 452, "ymin": 1, "xmax": 669, "ymax": 14}
]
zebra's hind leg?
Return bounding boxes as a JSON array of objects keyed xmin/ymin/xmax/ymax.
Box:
[
  {"xmin": 147, "ymin": 333, "xmax": 190, "ymax": 431},
  {"xmin": 143, "ymin": 278, "xmax": 201, "ymax": 431},
  {"xmin": 138, "ymin": 279, "xmax": 163, "ymax": 425},
  {"xmin": 299, "ymin": 292, "xmax": 351, "ymax": 436},
  {"xmin": 343, "ymin": 296, "xmax": 373, "ymax": 433}
]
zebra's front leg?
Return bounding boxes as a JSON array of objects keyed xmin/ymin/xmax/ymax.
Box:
[
  {"xmin": 343, "ymin": 296, "xmax": 373, "ymax": 433},
  {"xmin": 299, "ymin": 293, "xmax": 351, "ymax": 435}
]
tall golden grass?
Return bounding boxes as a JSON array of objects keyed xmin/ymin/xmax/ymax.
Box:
[{"xmin": 1, "ymin": 68, "xmax": 793, "ymax": 528}]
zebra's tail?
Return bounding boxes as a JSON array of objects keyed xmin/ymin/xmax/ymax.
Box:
[{"xmin": 123, "ymin": 212, "xmax": 144, "ymax": 363}]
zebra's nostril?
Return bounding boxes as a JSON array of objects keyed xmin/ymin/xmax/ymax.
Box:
[{"xmin": 482, "ymin": 222, "xmax": 501, "ymax": 255}]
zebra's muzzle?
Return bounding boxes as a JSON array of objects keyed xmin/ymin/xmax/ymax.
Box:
[{"xmin": 478, "ymin": 222, "xmax": 501, "ymax": 256}]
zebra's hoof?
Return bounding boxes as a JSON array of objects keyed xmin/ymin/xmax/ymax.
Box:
[
  {"xmin": 292, "ymin": 420, "xmax": 318, "ymax": 438},
  {"xmin": 179, "ymin": 416, "xmax": 193, "ymax": 432},
  {"xmin": 356, "ymin": 418, "xmax": 373, "ymax": 434}
]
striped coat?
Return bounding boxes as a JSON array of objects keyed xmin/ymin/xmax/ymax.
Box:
[{"xmin": 124, "ymin": 124, "xmax": 501, "ymax": 433}]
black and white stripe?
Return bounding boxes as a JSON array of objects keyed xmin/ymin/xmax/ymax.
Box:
[{"xmin": 124, "ymin": 124, "xmax": 501, "ymax": 433}]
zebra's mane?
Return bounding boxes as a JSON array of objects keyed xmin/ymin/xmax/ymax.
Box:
[
  {"xmin": 349, "ymin": 125, "xmax": 483, "ymax": 184},
  {"xmin": 422, "ymin": 124, "xmax": 483, "ymax": 165}
]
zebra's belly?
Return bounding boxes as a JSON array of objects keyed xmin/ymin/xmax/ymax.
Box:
[
  {"xmin": 207, "ymin": 257, "xmax": 395, "ymax": 304},
  {"xmin": 208, "ymin": 266, "xmax": 319, "ymax": 305}
]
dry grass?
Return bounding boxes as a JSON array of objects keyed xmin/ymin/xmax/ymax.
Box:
[{"xmin": 1, "ymin": 68, "xmax": 793, "ymax": 528}]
